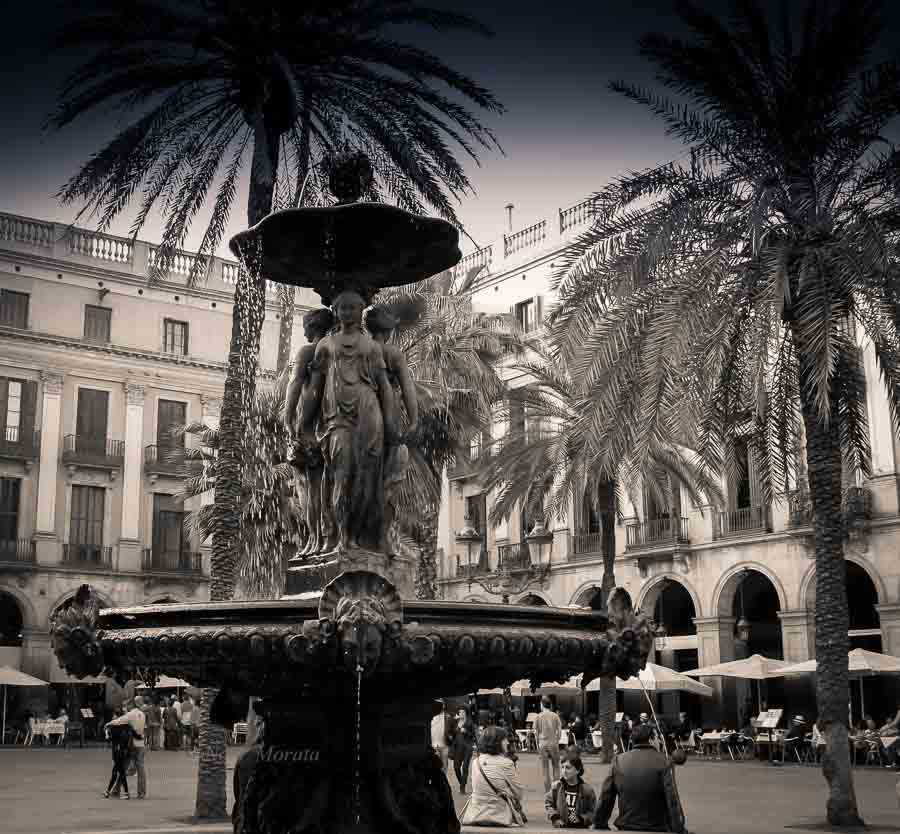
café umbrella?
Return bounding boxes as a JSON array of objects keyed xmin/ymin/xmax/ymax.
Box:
[
  {"xmin": 585, "ymin": 663, "xmax": 713, "ymax": 697},
  {"xmin": 0, "ymin": 665, "xmax": 48, "ymax": 742},
  {"xmin": 770, "ymin": 648, "xmax": 900, "ymax": 718},
  {"xmin": 681, "ymin": 654, "xmax": 788, "ymax": 710}
]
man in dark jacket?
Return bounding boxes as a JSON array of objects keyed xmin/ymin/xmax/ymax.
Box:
[{"xmin": 593, "ymin": 724, "xmax": 690, "ymax": 833}]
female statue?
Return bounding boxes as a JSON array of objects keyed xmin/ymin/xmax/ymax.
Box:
[{"xmin": 301, "ymin": 290, "xmax": 395, "ymax": 554}]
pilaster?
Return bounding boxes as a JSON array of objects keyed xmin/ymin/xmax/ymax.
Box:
[
  {"xmin": 876, "ymin": 604, "xmax": 900, "ymax": 657},
  {"xmin": 35, "ymin": 372, "xmax": 64, "ymax": 561},
  {"xmin": 200, "ymin": 396, "xmax": 221, "ymax": 544},
  {"xmin": 119, "ymin": 384, "xmax": 145, "ymax": 568},
  {"xmin": 778, "ymin": 609, "xmax": 814, "ymax": 663},
  {"xmin": 862, "ymin": 339, "xmax": 899, "ymax": 515},
  {"xmin": 21, "ymin": 627, "xmax": 52, "ymax": 681},
  {"xmin": 693, "ymin": 616, "xmax": 736, "ymax": 726}
]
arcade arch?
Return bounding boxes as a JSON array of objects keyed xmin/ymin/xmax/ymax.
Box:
[
  {"xmin": 516, "ymin": 593, "xmax": 550, "ymax": 606},
  {"xmin": 571, "ymin": 584, "xmax": 605, "ymax": 611},
  {"xmin": 803, "ymin": 559, "xmax": 882, "ymax": 651},
  {"xmin": 637, "ymin": 575, "xmax": 703, "ymax": 624},
  {"xmin": 0, "ymin": 590, "xmax": 24, "ymax": 647},
  {"xmin": 48, "ymin": 588, "xmax": 115, "ymax": 627}
]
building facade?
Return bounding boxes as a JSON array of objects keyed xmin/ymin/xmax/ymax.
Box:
[
  {"xmin": 0, "ymin": 211, "xmax": 314, "ymax": 701},
  {"xmin": 437, "ymin": 198, "xmax": 900, "ymax": 723}
]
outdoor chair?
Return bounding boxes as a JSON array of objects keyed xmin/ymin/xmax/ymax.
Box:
[
  {"xmin": 782, "ymin": 737, "xmax": 806, "ymax": 764},
  {"xmin": 231, "ymin": 722, "xmax": 249, "ymax": 745},
  {"xmin": 864, "ymin": 741, "xmax": 884, "ymax": 767}
]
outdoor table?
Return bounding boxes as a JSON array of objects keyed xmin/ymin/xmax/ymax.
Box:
[{"xmin": 699, "ymin": 732, "xmax": 724, "ymax": 758}]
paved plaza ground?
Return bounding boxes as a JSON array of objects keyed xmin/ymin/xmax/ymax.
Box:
[{"xmin": 0, "ymin": 745, "xmax": 898, "ymax": 834}]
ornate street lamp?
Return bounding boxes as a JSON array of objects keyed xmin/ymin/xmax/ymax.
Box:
[{"xmin": 654, "ymin": 580, "xmax": 669, "ymax": 651}]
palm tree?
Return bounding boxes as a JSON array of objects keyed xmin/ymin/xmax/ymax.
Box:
[
  {"xmin": 49, "ymin": 0, "xmax": 503, "ymax": 816},
  {"xmin": 548, "ymin": 1, "xmax": 900, "ymax": 824},
  {"xmin": 478, "ymin": 358, "xmax": 723, "ymax": 763}
]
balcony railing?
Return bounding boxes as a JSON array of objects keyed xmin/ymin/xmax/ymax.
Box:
[
  {"xmin": 713, "ymin": 506, "xmax": 770, "ymax": 540},
  {"xmin": 62, "ymin": 434, "xmax": 125, "ymax": 468},
  {"xmin": 787, "ymin": 491, "xmax": 812, "ymax": 528},
  {"xmin": 62, "ymin": 543, "xmax": 112, "ymax": 567},
  {"xmin": 0, "ymin": 427, "xmax": 40, "ymax": 460},
  {"xmin": 144, "ymin": 444, "xmax": 201, "ymax": 477},
  {"xmin": 142, "ymin": 548, "xmax": 203, "ymax": 574},
  {"xmin": 0, "ymin": 538, "xmax": 35, "ymax": 563},
  {"xmin": 569, "ymin": 532, "xmax": 603, "ymax": 560},
  {"xmin": 625, "ymin": 517, "xmax": 690, "ymax": 549},
  {"xmin": 456, "ymin": 549, "xmax": 491, "ymax": 577},
  {"xmin": 497, "ymin": 542, "xmax": 531, "ymax": 570}
]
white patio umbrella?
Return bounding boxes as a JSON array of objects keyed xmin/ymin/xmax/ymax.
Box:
[
  {"xmin": 505, "ymin": 676, "xmax": 582, "ymax": 696},
  {"xmin": 136, "ymin": 675, "xmax": 190, "ymax": 691},
  {"xmin": 682, "ymin": 653, "xmax": 788, "ymax": 710},
  {"xmin": 0, "ymin": 665, "xmax": 48, "ymax": 742},
  {"xmin": 585, "ymin": 663, "xmax": 713, "ymax": 697},
  {"xmin": 771, "ymin": 648, "xmax": 900, "ymax": 718}
]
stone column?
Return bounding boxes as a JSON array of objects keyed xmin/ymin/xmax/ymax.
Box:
[
  {"xmin": 778, "ymin": 609, "xmax": 814, "ymax": 663},
  {"xmin": 876, "ymin": 604, "xmax": 900, "ymax": 657},
  {"xmin": 35, "ymin": 371, "xmax": 64, "ymax": 563},
  {"xmin": 862, "ymin": 339, "xmax": 898, "ymax": 514},
  {"xmin": 119, "ymin": 383, "xmax": 146, "ymax": 571},
  {"xmin": 694, "ymin": 616, "xmax": 736, "ymax": 726},
  {"xmin": 21, "ymin": 627, "xmax": 53, "ymax": 681}
]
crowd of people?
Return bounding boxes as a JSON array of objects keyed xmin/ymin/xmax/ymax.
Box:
[{"xmin": 430, "ymin": 696, "xmax": 692, "ymax": 832}]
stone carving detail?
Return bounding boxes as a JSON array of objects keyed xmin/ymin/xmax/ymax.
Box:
[
  {"xmin": 49, "ymin": 584, "xmax": 105, "ymax": 679},
  {"xmin": 41, "ymin": 371, "xmax": 64, "ymax": 395},
  {"xmin": 200, "ymin": 395, "xmax": 222, "ymax": 419},
  {"xmin": 124, "ymin": 382, "xmax": 145, "ymax": 406}
]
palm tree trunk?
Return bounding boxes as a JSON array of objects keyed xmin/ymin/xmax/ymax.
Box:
[
  {"xmin": 597, "ymin": 479, "xmax": 617, "ymax": 764},
  {"xmin": 194, "ymin": 111, "xmax": 279, "ymax": 822},
  {"xmin": 797, "ymin": 343, "xmax": 864, "ymax": 827},
  {"xmin": 415, "ymin": 503, "xmax": 439, "ymax": 600}
]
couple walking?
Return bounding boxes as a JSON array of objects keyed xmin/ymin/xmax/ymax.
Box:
[
  {"xmin": 431, "ymin": 701, "xmax": 478, "ymax": 793},
  {"xmin": 102, "ymin": 696, "xmax": 148, "ymax": 800}
]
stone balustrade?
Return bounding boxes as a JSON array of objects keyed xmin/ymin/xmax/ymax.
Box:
[
  {"xmin": 69, "ymin": 229, "xmax": 134, "ymax": 264},
  {"xmin": 0, "ymin": 214, "xmax": 54, "ymax": 248},
  {"xmin": 559, "ymin": 197, "xmax": 598, "ymax": 234},
  {"xmin": 504, "ymin": 219, "xmax": 547, "ymax": 258}
]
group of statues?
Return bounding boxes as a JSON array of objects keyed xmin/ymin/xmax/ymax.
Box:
[{"xmin": 284, "ymin": 289, "xmax": 418, "ymax": 559}]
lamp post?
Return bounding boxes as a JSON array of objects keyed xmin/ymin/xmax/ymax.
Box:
[{"xmin": 736, "ymin": 570, "xmax": 751, "ymax": 644}]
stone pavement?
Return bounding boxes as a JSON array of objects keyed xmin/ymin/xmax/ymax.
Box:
[{"xmin": 0, "ymin": 746, "xmax": 898, "ymax": 834}]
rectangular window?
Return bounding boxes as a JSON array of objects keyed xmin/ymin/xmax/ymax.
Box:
[
  {"xmin": 84, "ymin": 305, "xmax": 111, "ymax": 343},
  {"xmin": 75, "ymin": 388, "xmax": 109, "ymax": 452},
  {"xmin": 163, "ymin": 319, "xmax": 189, "ymax": 355},
  {"xmin": 0, "ymin": 378, "xmax": 36, "ymax": 446},
  {"xmin": 0, "ymin": 478, "xmax": 20, "ymax": 542},
  {"xmin": 70, "ymin": 485, "xmax": 105, "ymax": 546},
  {"xmin": 0, "ymin": 289, "xmax": 29, "ymax": 329},
  {"xmin": 157, "ymin": 400, "xmax": 187, "ymax": 449},
  {"xmin": 515, "ymin": 298, "xmax": 535, "ymax": 333},
  {"xmin": 153, "ymin": 494, "xmax": 185, "ymax": 556}
]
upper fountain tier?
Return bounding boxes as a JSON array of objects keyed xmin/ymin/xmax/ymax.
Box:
[{"xmin": 228, "ymin": 151, "xmax": 462, "ymax": 305}]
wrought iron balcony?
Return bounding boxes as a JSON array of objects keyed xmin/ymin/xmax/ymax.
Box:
[
  {"xmin": 62, "ymin": 434, "xmax": 125, "ymax": 469},
  {"xmin": 787, "ymin": 491, "xmax": 812, "ymax": 528},
  {"xmin": 0, "ymin": 538, "xmax": 35, "ymax": 564},
  {"xmin": 625, "ymin": 517, "xmax": 690, "ymax": 549},
  {"xmin": 497, "ymin": 542, "xmax": 532, "ymax": 571},
  {"xmin": 455, "ymin": 549, "xmax": 491, "ymax": 578},
  {"xmin": 0, "ymin": 427, "xmax": 40, "ymax": 461},
  {"xmin": 144, "ymin": 444, "xmax": 201, "ymax": 479},
  {"xmin": 142, "ymin": 548, "xmax": 203, "ymax": 574},
  {"xmin": 713, "ymin": 506, "xmax": 770, "ymax": 540},
  {"xmin": 62, "ymin": 543, "xmax": 112, "ymax": 567},
  {"xmin": 569, "ymin": 531, "xmax": 603, "ymax": 561}
]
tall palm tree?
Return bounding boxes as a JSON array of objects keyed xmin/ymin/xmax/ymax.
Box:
[
  {"xmin": 549, "ymin": 1, "xmax": 900, "ymax": 824},
  {"xmin": 49, "ymin": 0, "xmax": 503, "ymax": 816},
  {"xmin": 478, "ymin": 358, "xmax": 723, "ymax": 763}
]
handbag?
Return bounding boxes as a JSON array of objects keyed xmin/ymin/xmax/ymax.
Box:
[{"xmin": 460, "ymin": 756, "xmax": 526, "ymax": 827}]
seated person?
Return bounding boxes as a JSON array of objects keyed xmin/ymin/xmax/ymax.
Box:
[
  {"xmin": 672, "ymin": 712, "xmax": 692, "ymax": 744},
  {"xmin": 545, "ymin": 754, "xmax": 596, "ymax": 829},
  {"xmin": 783, "ymin": 715, "xmax": 809, "ymax": 761},
  {"xmin": 594, "ymin": 724, "xmax": 691, "ymax": 833}
]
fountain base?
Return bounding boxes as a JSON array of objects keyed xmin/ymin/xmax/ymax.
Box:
[
  {"xmin": 236, "ymin": 696, "xmax": 458, "ymax": 834},
  {"xmin": 285, "ymin": 548, "xmax": 416, "ymax": 598}
]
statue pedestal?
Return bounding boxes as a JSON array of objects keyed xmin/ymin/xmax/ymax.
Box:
[{"xmin": 285, "ymin": 548, "xmax": 416, "ymax": 599}]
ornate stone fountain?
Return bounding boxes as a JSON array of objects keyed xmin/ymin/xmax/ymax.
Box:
[{"xmin": 50, "ymin": 153, "xmax": 654, "ymax": 834}]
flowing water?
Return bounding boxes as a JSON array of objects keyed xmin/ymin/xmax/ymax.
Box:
[{"xmin": 355, "ymin": 664, "xmax": 363, "ymax": 826}]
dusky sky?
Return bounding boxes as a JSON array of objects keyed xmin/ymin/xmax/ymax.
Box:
[{"xmin": 1, "ymin": 1, "xmax": 897, "ymax": 256}]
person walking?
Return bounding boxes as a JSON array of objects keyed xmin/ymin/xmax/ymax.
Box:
[
  {"xmin": 460, "ymin": 726, "xmax": 525, "ymax": 827},
  {"xmin": 108, "ymin": 696, "xmax": 147, "ymax": 799},
  {"xmin": 181, "ymin": 695, "xmax": 195, "ymax": 751},
  {"xmin": 593, "ymin": 724, "xmax": 691, "ymax": 833},
  {"xmin": 534, "ymin": 696, "xmax": 563, "ymax": 794},
  {"xmin": 431, "ymin": 700, "xmax": 454, "ymax": 771},
  {"xmin": 452, "ymin": 706, "xmax": 477, "ymax": 795},
  {"xmin": 163, "ymin": 698, "xmax": 180, "ymax": 750},
  {"xmin": 103, "ymin": 714, "xmax": 136, "ymax": 800},
  {"xmin": 545, "ymin": 754, "xmax": 596, "ymax": 828},
  {"xmin": 146, "ymin": 698, "xmax": 162, "ymax": 751}
]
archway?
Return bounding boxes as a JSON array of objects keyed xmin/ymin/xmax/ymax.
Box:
[
  {"xmin": 48, "ymin": 588, "xmax": 115, "ymax": 626},
  {"xmin": 804, "ymin": 560, "xmax": 882, "ymax": 651},
  {"xmin": 730, "ymin": 570, "xmax": 783, "ymax": 659},
  {"xmin": 517, "ymin": 593, "xmax": 548, "ymax": 606},
  {"xmin": 0, "ymin": 590, "xmax": 24, "ymax": 647},
  {"xmin": 572, "ymin": 584, "xmax": 604, "ymax": 611},
  {"xmin": 149, "ymin": 596, "xmax": 181, "ymax": 605}
]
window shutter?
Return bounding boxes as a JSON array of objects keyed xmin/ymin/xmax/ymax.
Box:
[
  {"xmin": 0, "ymin": 379, "xmax": 8, "ymax": 437},
  {"xmin": 20, "ymin": 381, "xmax": 37, "ymax": 439},
  {"xmin": 533, "ymin": 295, "xmax": 544, "ymax": 328}
]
